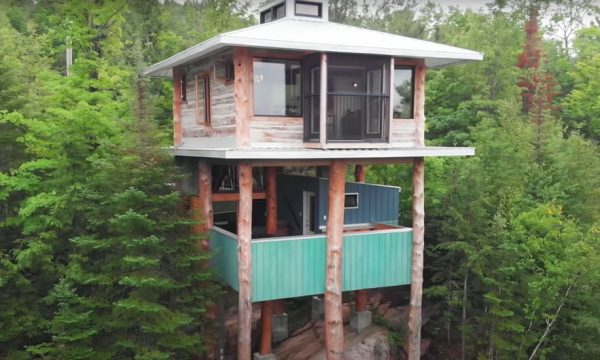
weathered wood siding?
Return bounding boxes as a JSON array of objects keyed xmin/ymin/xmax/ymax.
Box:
[
  {"xmin": 390, "ymin": 118, "xmax": 418, "ymax": 146},
  {"xmin": 180, "ymin": 53, "xmax": 236, "ymax": 140},
  {"xmin": 250, "ymin": 116, "xmax": 304, "ymax": 148}
]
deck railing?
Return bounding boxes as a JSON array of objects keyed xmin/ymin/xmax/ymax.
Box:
[{"xmin": 210, "ymin": 224, "xmax": 412, "ymax": 302}]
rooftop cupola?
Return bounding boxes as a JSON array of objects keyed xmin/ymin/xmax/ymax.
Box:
[{"xmin": 259, "ymin": 0, "xmax": 329, "ymax": 23}]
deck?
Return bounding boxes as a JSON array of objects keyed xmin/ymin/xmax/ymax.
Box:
[{"xmin": 210, "ymin": 224, "xmax": 413, "ymax": 302}]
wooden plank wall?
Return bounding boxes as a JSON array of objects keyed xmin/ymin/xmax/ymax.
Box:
[
  {"xmin": 180, "ymin": 53, "xmax": 236, "ymax": 139},
  {"xmin": 250, "ymin": 116, "xmax": 304, "ymax": 148}
]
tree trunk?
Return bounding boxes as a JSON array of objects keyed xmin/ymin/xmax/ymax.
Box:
[
  {"xmin": 237, "ymin": 163, "xmax": 253, "ymax": 360},
  {"xmin": 407, "ymin": 158, "xmax": 425, "ymax": 360},
  {"xmin": 324, "ymin": 160, "xmax": 346, "ymax": 360},
  {"xmin": 461, "ymin": 271, "xmax": 469, "ymax": 360}
]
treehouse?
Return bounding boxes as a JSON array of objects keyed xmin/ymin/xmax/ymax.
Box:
[{"xmin": 145, "ymin": 0, "xmax": 482, "ymax": 359}]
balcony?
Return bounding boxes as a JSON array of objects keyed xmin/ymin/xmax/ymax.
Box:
[{"xmin": 210, "ymin": 224, "xmax": 412, "ymax": 302}]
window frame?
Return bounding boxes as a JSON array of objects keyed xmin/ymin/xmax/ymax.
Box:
[
  {"xmin": 294, "ymin": 0, "xmax": 323, "ymax": 18},
  {"xmin": 392, "ymin": 65, "xmax": 415, "ymax": 120},
  {"xmin": 344, "ymin": 193, "xmax": 359, "ymax": 209},
  {"xmin": 253, "ymin": 58, "xmax": 303, "ymax": 117},
  {"xmin": 195, "ymin": 72, "xmax": 211, "ymax": 125},
  {"xmin": 260, "ymin": 2, "xmax": 286, "ymax": 23}
]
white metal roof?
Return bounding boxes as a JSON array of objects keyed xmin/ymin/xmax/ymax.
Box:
[
  {"xmin": 144, "ymin": 18, "xmax": 483, "ymax": 77},
  {"xmin": 171, "ymin": 146, "xmax": 475, "ymax": 160}
]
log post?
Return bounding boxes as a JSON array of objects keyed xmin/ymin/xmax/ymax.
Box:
[
  {"xmin": 258, "ymin": 166, "xmax": 277, "ymax": 357},
  {"xmin": 198, "ymin": 160, "xmax": 213, "ymax": 249},
  {"xmin": 172, "ymin": 66, "xmax": 183, "ymax": 146},
  {"xmin": 325, "ymin": 160, "xmax": 346, "ymax": 360},
  {"xmin": 353, "ymin": 164, "xmax": 368, "ymax": 313},
  {"xmin": 414, "ymin": 62, "xmax": 426, "ymax": 147},
  {"xmin": 407, "ymin": 157, "xmax": 425, "ymax": 360},
  {"xmin": 259, "ymin": 301, "xmax": 272, "ymax": 356},
  {"xmin": 237, "ymin": 163, "xmax": 253, "ymax": 360},
  {"xmin": 234, "ymin": 47, "xmax": 251, "ymax": 148},
  {"xmin": 265, "ymin": 167, "xmax": 277, "ymax": 236},
  {"xmin": 319, "ymin": 53, "xmax": 328, "ymax": 148}
]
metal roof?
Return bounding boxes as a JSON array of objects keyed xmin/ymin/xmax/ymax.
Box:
[{"xmin": 144, "ymin": 18, "xmax": 483, "ymax": 77}]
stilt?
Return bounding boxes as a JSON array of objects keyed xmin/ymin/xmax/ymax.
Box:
[
  {"xmin": 237, "ymin": 163, "xmax": 253, "ymax": 360},
  {"xmin": 256, "ymin": 302, "xmax": 275, "ymax": 360},
  {"xmin": 407, "ymin": 158, "xmax": 425, "ymax": 360},
  {"xmin": 324, "ymin": 160, "xmax": 346, "ymax": 360},
  {"xmin": 256, "ymin": 167, "xmax": 279, "ymax": 359},
  {"xmin": 198, "ymin": 160, "xmax": 213, "ymax": 249},
  {"xmin": 351, "ymin": 164, "xmax": 372, "ymax": 333}
]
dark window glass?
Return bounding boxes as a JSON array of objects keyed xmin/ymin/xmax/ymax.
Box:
[
  {"xmin": 181, "ymin": 74, "xmax": 187, "ymax": 102},
  {"xmin": 393, "ymin": 67, "xmax": 414, "ymax": 119},
  {"xmin": 253, "ymin": 59, "xmax": 302, "ymax": 116},
  {"xmin": 344, "ymin": 193, "xmax": 359, "ymax": 208},
  {"xmin": 260, "ymin": 3, "xmax": 285, "ymax": 23},
  {"xmin": 274, "ymin": 3, "xmax": 285, "ymax": 19},
  {"xmin": 225, "ymin": 61, "xmax": 234, "ymax": 81},
  {"xmin": 295, "ymin": 1, "xmax": 322, "ymax": 17}
]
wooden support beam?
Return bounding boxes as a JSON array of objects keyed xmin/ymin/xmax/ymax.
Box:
[
  {"xmin": 353, "ymin": 164, "xmax": 368, "ymax": 312},
  {"xmin": 237, "ymin": 163, "xmax": 253, "ymax": 360},
  {"xmin": 259, "ymin": 301, "xmax": 273, "ymax": 356},
  {"xmin": 265, "ymin": 167, "xmax": 277, "ymax": 236},
  {"xmin": 172, "ymin": 66, "xmax": 183, "ymax": 146},
  {"xmin": 212, "ymin": 192, "xmax": 266, "ymax": 202},
  {"xmin": 319, "ymin": 53, "xmax": 328, "ymax": 148},
  {"xmin": 234, "ymin": 47, "xmax": 252, "ymax": 148},
  {"xmin": 407, "ymin": 157, "xmax": 425, "ymax": 360},
  {"xmin": 414, "ymin": 63, "xmax": 426, "ymax": 147},
  {"xmin": 325, "ymin": 160, "xmax": 346, "ymax": 360}
]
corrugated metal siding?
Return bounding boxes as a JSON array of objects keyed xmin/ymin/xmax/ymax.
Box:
[
  {"xmin": 318, "ymin": 179, "xmax": 400, "ymax": 228},
  {"xmin": 209, "ymin": 229, "xmax": 239, "ymax": 291},
  {"xmin": 342, "ymin": 230, "xmax": 412, "ymax": 291},
  {"xmin": 252, "ymin": 236, "xmax": 327, "ymax": 301},
  {"xmin": 210, "ymin": 227, "xmax": 412, "ymax": 302}
]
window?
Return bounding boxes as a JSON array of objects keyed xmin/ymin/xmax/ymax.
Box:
[
  {"xmin": 180, "ymin": 74, "xmax": 187, "ymax": 102},
  {"xmin": 344, "ymin": 193, "xmax": 359, "ymax": 209},
  {"xmin": 253, "ymin": 59, "xmax": 302, "ymax": 117},
  {"xmin": 393, "ymin": 67, "xmax": 414, "ymax": 119},
  {"xmin": 260, "ymin": 2, "xmax": 285, "ymax": 23},
  {"xmin": 195, "ymin": 73, "xmax": 210, "ymax": 125},
  {"xmin": 225, "ymin": 61, "xmax": 235, "ymax": 82},
  {"xmin": 295, "ymin": 1, "xmax": 322, "ymax": 17}
]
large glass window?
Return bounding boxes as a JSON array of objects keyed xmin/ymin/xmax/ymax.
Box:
[
  {"xmin": 393, "ymin": 67, "xmax": 414, "ymax": 119},
  {"xmin": 253, "ymin": 59, "xmax": 301, "ymax": 116}
]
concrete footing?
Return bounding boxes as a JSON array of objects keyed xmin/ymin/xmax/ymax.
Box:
[
  {"xmin": 253, "ymin": 352, "xmax": 276, "ymax": 360},
  {"xmin": 272, "ymin": 313, "xmax": 288, "ymax": 342},
  {"xmin": 311, "ymin": 296, "xmax": 324, "ymax": 321},
  {"xmin": 350, "ymin": 310, "xmax": 372, "ymax": 333}
]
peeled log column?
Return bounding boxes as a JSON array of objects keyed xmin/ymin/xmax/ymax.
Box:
[
  {"xmin": 265, "ymin": 167, "xmax": 277, "ymax": 236},
  {"xmin": 237, "ymin": 163, "xmax": 253, "ymax": 360},
  {"xmin": 172, "ymin": 67, "xmax": 183, "ymax": 146},
  {"xmin": 259, "ymin": 166, "xmax": 277, "ymax": 356},
  {"xmin": 325, "ymin": 160, "xmax": 346, "ymax": 360},
  {"xmin": 198, "ymin": 160, "xmax": 213, "ymax": 249},
  {"xmin": 407, "ymin": 158, "xmax": 425, "ymax": 360},
  {"xmin": 353, "ymin": 164, "xmax": 367, "ymax": 312}
]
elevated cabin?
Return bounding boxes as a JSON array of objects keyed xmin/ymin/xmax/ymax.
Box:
[{"xmin": 145, "ymin": 0, "xmax": 482, "ymax": 359}]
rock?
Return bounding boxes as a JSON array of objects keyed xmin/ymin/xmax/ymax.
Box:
[
  {"xmin": 381, "ymin": 306, "xmax": 409, "ymax": 333},
  {"xmin": 342, "ymin": 302, "xmax": 352, "ymax": 324},
  {"xmin": 342, "ymin": 329, "xmax": 390, "ymax": 360},
  {"xmin": 375, "ymin": 302, "xmax": 391, "ymax": 316}
]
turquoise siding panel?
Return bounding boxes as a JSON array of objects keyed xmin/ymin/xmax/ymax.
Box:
[
  {"xmin": 342, "ymin": 230, "xmax": 412, "ymax": 291},
  {"xmin": 210, "ymin": 227, "xmax": 412, "ymax": 302},
  {"xmin": 210, "ymin": 229, "xmax": 239, "ymax": 291},
  {"xmin": 252, "ymin": 236, "xmax": 327, "ymax": 301}
]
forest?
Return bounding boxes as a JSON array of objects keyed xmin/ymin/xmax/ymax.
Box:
[{"xmin": 0, "ymin": 0, "xmax": 598, "ymax": 359}]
